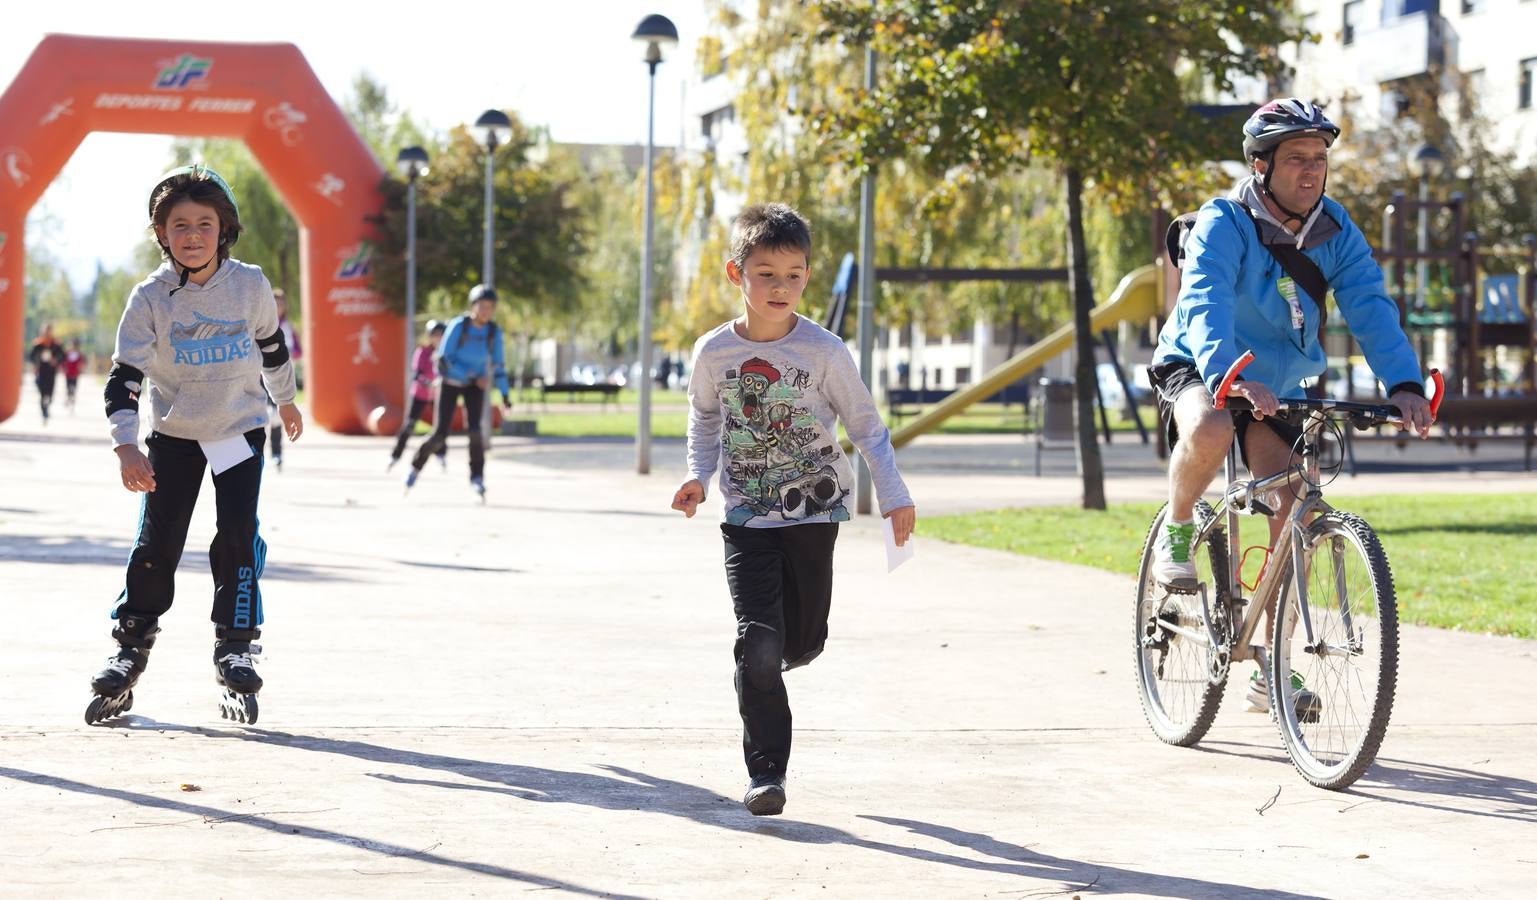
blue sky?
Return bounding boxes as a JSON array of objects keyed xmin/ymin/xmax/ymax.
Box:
[{"xmin": 1, "ymin": 0, "xmax": 707, "ymax": 290}]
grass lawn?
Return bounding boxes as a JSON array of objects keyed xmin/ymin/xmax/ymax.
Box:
[{"xmin": 924, "ymin": 493, "xmax": 1537, "ymax": 639}]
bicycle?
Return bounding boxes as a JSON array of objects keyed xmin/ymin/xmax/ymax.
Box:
[{"xmin": 1133, "ymin": 350, "xmax": 1444, "ymax": 790}]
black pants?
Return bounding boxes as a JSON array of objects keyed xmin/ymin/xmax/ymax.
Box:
[
  {"xmin": 113, "ymin": 429, "xmax": 267, "ymax": 635},
  {"xmin": 36, "ymin": 370, "xmax": 56, "ymax": 419},
  {"xmin": 721, "ymin": 522, "xmax": 839, "ymax": 779},
  {"xmin": 391, "ymin": 396, "xmax": 447, "ymax": 462},
  {"xmin": 412, "ymin": 381, "xmax": 484, "ymax": 478}
]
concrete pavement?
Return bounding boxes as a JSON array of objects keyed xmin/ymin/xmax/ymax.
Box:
[{"xmin": 1, "ymin": 383, "xmax": 1534, "ymax": 897}]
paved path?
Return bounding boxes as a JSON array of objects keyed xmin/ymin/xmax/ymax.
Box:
[{"xmin": 1, "ymin": 385, "xmax": 1533, "ymax": 897}]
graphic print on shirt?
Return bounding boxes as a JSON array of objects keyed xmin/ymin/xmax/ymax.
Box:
[
  {"xmin": 722, "ymin": 356, "xmax": 850, "ymax": 526},
  {"xmin": 171, "ymin": 312, "xmax": 252, "ymax": 366}
]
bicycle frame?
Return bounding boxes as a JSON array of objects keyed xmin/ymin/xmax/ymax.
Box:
[
  {"xmin": 1192, "ymin": 409, "xmax": 1335, "ymax": 671},
  {"xmin": 1173, "ymin": 350, "xmax": 1445, "ymax": 679}
]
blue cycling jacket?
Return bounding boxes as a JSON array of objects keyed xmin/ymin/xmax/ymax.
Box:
[
  {"xmin": 1154, "ymin": 179, "xmax": 1422, "ymax": 398},
  {"xmin": 437, "ymin": 315, "xmax": 509, "ymax": 395}
]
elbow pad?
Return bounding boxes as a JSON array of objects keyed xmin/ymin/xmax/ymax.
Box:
[
  {"xmin": 256, "ymin": 330, "xmax": 291, "ymax": 368},
  {"xmin": 104, "ymin": 363, "xmax": 145, "ymax": 416}
]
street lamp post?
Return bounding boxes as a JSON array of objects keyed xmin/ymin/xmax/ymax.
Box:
[
  {"xmin": 395, "ymin": 145, "xmax": 429, "ymax": 415},
  {"xmin": 474, "ymin": 110, "xmax": 512, "ymax": 446},
  {"xmin": 474, "ymin": 109, "xmax": 513, "ymax": 289},
  {"xmin": 1408, "ymin": 142, "xmax": 1446, "ymax": 309},
  {"xmin": 631, "ymin": 13, "xmax": 678, "ymax": 476}
]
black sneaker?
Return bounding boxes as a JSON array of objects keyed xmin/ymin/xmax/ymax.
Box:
[{"xmin": 743, "ymin": 774, "xmax": 786, "ymax": 816}]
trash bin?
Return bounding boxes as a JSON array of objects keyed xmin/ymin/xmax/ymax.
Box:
[{"xmin": 1034, "ymin": 377, "xmax": 1076, "ymax": 476}]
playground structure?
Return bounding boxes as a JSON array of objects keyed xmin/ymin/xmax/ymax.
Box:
[
  {"xmin": 854, "ymin": 189, "xmax": 1533, "ymax": 470},
  {"xmin": 0, "ymin": 35, "xmax": 402, "ymax": 434},
  {"xmin": 882, "ymin": 265, "xmax": 1161, "ymax": 450},
  {"xmin": 822, "ymin": 255, "xmax": 1161, "ymax": 454},
  {"xmin": 1341, "ymin": 191, "xmax": 1537, "ymax": 468}
]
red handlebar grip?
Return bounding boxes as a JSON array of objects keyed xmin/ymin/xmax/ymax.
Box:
[
  {"xmin": 1212, "ymin": 351, "xmax": 1255, "ymax": 411},
  {"xmin": 1428, "ymin": 369, "xmax": 1445, "ymax": 421}
]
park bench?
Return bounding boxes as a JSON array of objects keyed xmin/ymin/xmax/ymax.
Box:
[
  {"xmin": 886, "ymin": 382, "xmax": 1031, "ymax": 424},
  {"xmin": 539, "ymin": 382, "xmax": 621, "ymax": 408},
  {"xmin": 1342, "ymin": 394, "xmax": 1536, "ymax": 472}
]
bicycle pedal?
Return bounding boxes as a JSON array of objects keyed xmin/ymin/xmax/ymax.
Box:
[{"xmin": 1161, "ymin": 577, "xmax": 1201, "ymax": 595}]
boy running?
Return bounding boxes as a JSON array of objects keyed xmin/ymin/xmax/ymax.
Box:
[{"xmin": 672, "ymin": 203, "xmax": 916, "ymax": 816}]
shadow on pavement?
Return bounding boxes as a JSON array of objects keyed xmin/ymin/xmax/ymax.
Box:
[
  {"xmin": 860, "ymin": 816, "xmax": 1313, "ymax": 900},
  {"xmin": 1196, "ymin": 741, "xmax": 1537, "ymax": 824},
  {"xmin": 0, "ymin": 765, "xmax": 643, "ymax": 897},
  {"xmin": 0, "ymin": 533, "xmax": 132, "ymax": 566},
  {"xmin": 1351, "ymin": 756, "xmax": 1537, "ymax": 824},
  {"xmin": 119, "ymin": 725, "xmax": 1319, "ymax": 897},
  {"xmin": 0, "ymin": 533, "xmax": 368, "ymax": 584}
]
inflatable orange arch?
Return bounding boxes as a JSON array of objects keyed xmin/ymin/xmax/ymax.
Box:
[{"xmin": 0, "ymin": 34, "xmax": 403, "ymax": 434}]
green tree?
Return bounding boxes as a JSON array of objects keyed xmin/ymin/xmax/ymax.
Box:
[
  {"xmin": 91, "ymin": 244, "xmax": 163, "ymax": 354},
  {"xmin": 812, "ymin": 1, "xmax": 1302, "ymax": 509},
  {"xmin": 368, "ymin": 116, "xmax": 588, "ymax": 357}
]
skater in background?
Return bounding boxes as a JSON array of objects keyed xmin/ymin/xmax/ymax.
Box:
[
  {"xmin": 266, "ymin": 288, "xmax": 303, "ymax": 471},
  {"xmin": 29, "ymin": 323, "xmax": 64, "ymax": 424},
  {"xmin": 89, "ymin": 164, "xmax": 302, "ymax": 725},
  {"xmin": 62, "ymin": 339, "xmax": 85, "ymax": 413},
  {"xmin": 403, "ymin": 284, "xmax": 511, "ymax": 501},
  {"xmin": 671, "ymin": 203, "xmax": 916, "ymax": 816},
  {"xmin": 388, "ymin": 318, "xmax": 448, "ymax": 471}
]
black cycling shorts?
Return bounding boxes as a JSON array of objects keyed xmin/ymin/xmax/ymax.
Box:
[{"xmin": 1148, "ymin": 360, "xmax": 1303, "ymax": 470}]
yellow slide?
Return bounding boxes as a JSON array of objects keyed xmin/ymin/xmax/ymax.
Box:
[{"xmin": 878, "ymin": 264, "xmax": 1162, "ymax": 450}]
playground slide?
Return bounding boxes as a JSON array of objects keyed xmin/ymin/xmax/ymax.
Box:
[{"xmin": 883, "ymin": 264, "xmax": 1161, "ymax": 450}]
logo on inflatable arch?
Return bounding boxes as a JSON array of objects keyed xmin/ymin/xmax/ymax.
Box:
[
  {"xmin": 154, "ymin": 54, "xmax": 212, "ymax": 90},
  {"xmin": 335, "ymin": 242, "xmax": 374, "ymax": 280}
]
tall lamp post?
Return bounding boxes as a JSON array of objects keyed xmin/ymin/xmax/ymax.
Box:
[
  {"xmin": 474, "ymin": 109, "xmax": 512, "ymax": 445},
  {"xmin": 474, "ymin": 109, "xmax": 513, "ymax": 288},
  {"xmin": 395, "ymin": 145, "xmax": 429, "ymax": 414},
  {"xmin": 1408, "ymin": 142, "xmax": 1445, "ymax": 309},
  {"xmin": 631, "ymin": 13, "xmax": 677, "ymax": 476}
]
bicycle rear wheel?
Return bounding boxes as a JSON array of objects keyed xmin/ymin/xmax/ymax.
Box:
[
  {"xmin": 1134, "ymin": 500, "xmax": 1231, "ymax": 746},
  {"xmin": 1272, "ymin": 512, "xmax": 1398, "ymax": 790}
]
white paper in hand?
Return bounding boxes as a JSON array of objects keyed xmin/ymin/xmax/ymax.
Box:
[
  {"xmin": 199, "ymin": 435, "xmax": 254, "ymax": 476},
  {"xmin": 883, "ymin": 515, "xmax": 915, "ymax": 573}
]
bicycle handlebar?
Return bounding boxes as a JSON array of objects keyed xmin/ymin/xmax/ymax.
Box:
[{"xmin": 1212, "ymin": 350, "xmax": 1444, "ymax": 428}]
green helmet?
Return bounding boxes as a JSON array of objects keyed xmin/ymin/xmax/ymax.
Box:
[{"xmin": 148, "ymin": 164, "xmax": 241, "ymax": 248}]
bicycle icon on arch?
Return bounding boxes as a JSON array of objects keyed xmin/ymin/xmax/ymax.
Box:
[{"xmin": 263, "ymin": 102, "xmax": 307, "ymax": 146}]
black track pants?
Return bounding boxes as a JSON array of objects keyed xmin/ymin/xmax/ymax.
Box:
[
  {"xmin": 411, "ymin": 381, "xmax": 485, "ymax": 478},
  {"xmin": 721, "ymin": 522, "xmax": 839, "ymax": 779},
  {"xmin": 113, "ymin": 429, "xmax": 267, "ymax": 632}
]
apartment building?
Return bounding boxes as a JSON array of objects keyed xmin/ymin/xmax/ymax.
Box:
[{"xmin": 1287, "ymin": 0, "xmax": 1537, "ymax": 163}]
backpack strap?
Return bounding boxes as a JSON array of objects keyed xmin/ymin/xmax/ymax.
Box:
[{"xmin": 1238, "ymin": 202, "xmax": 1330, "ymax": 337}]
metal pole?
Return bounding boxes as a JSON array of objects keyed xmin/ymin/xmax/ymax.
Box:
[
  {"xmin": 854, "ymin": 46, "xmax": 876, "ymax": 514},
  {"xmin": 404, "ymin": 172, "xmax": 418, "ymax": 413},
  {"xmin": 1417, "ymin": 176, "xmax": 1429, "ymax": 310},
  {"xmin": 483, "ymin": 138, "xmax": 496, "ymax": 288},
  {"xmin": 637, "ymin": 59, "xmax": 659, "ymax": 475}
]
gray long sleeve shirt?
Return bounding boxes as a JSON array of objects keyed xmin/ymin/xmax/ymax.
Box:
[
  {"xmin": 109, "ymin": 260, "xmax": 297, "ymax": 447},
  {"xmin": 686, "ymin": 315, "xmax": 913, "ymax": 528}
]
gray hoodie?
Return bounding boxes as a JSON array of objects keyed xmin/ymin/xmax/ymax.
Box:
[
  {"xmin": 1229, "ymin": 175, "xmax": 1341, "ymax": 251},
  {"xmin": 109, "ymin": 260, "xmax": 297, "ymax": 446}
]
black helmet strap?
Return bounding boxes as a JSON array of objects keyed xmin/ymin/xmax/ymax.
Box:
[{"xmin": 165, "ymin": 246, "xmax": 214, "ymax": 297}]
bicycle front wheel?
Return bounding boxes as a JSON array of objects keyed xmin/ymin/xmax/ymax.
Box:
[
  {"xmin": 1134, "ymin": 500, "xmax": 1231, "ymax": 746},
  {"xmin": 1272, "ymin": 512, "xmax": 1399, "ymax": 790}
]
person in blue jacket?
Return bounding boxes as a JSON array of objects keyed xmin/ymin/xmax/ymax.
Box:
[
  {"xmin": 1148, "ymin": 99, "xmax": 1434, "ymax": 711},
  {"xmin": 404, "ymin": 284, "xmax": 511, "ymax": 500}
]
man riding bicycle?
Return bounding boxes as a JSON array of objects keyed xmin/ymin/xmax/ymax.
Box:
[{"xmin": 1148, "ymin": 98, "xmax": 1434, "ymax": 711}]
